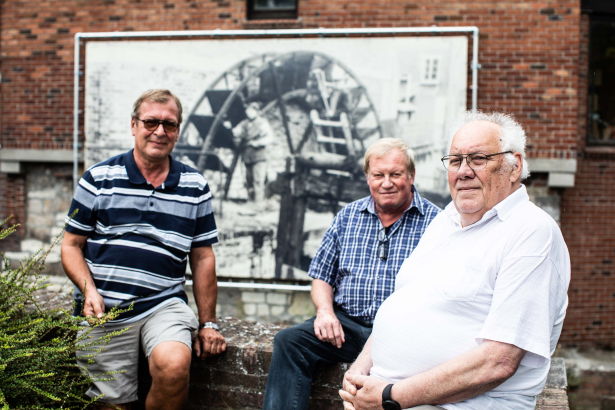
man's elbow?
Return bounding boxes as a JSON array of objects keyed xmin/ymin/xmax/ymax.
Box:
[
  {"xmin": 483, "ymin": 342, "xmax": 524, "ymax": 384},
  {"xmin": 491, "ymin": 358, "xmax": 519, "ymax": 383}
]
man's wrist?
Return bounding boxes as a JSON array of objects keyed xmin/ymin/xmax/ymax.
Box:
[
  {"xmin": 199, "ymin": 321, "xmax": 219, "ymax": 331},
  {"xmin": 382, "ymin": 383, "xmax": 402, "ymax": 410}
]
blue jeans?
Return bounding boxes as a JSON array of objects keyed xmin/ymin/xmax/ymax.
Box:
[{"xmin": 262, "ymin": 309, "xmax": 372, "ymax": 410}]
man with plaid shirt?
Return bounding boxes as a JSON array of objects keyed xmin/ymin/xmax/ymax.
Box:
[{"xmin": 262, "ymin": 138, "xmax": 440, "ymax": 410}]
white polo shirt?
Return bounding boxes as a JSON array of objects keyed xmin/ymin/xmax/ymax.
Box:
[{"xmin": 369, "ymin": 185, "xmax": 570, "ymax": 410}]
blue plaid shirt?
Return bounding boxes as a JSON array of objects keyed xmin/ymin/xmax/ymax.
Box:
[{"xmin": 308, "ymin": 187, "xmax": 440, "ymax": 323}]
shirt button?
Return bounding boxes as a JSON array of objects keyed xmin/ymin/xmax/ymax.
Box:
[{"xmin": 150, "ymin": 202, "xmax": 154, "ymax": 206}]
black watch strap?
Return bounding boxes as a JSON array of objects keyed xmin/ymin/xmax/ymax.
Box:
[{"xmin": 382, "ymin": 383, "xmax": 401, "ymax": 410}]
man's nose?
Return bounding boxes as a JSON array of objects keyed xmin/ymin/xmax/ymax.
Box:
[
  {"xmin": 382, "ymin": 176, "xmax": 393, "ymax": 187},
  {"xmin": 456, "ymin": 159, "xmax": 475, "ymax": 178},
  {"xmin": 153, "ymin": 122, "xmax": 167, "ymax": 135}
]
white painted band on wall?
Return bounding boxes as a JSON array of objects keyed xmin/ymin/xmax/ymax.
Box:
[{"xmin": 185, "ymin": 280, "xmax": 311, "ymax": 291}]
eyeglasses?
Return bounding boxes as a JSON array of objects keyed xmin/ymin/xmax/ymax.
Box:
[
  {"xmin": 135, "ymin": 118, "xmax": 179, "ymax": 133},
  {"xmin": 377, "ymin": 228, "xmax": 389, "ymax": 261},
  {"xmin": 441, "ymin": 151, "xmax": 512, "ymax": 172}
]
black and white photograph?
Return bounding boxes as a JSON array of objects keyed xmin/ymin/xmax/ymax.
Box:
[{"xmin": 85, "ymin": 36, "xmax": 468, "ymax": 280}]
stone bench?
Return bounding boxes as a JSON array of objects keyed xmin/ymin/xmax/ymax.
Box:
[{"xmin": 136, "ymin": 318, "xmax": 569, "ymax": 410}]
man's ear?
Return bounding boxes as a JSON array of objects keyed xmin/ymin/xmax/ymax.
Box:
[
  {"xmin": 131, "ymin": 118, "xmax": 137, "ymax": 136},
  {"xmin": 510, "ymin": 152, "xmax": 523, "ymax": 182}
]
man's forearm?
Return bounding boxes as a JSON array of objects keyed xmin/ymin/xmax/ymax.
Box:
[
  {"xmin": 61, "ymin": 233, "xmax": 96, "ymax": 293},
  {"xmin": 349, "ymin": 335, "xmax": 373, "ymax": 374},
  {"xmin": 391, "ymin": 340, "xmax": 525, "ymax": 407},
  {"xmin": 190, "ymin": 247, "xmax": 217, "ymax": 323},
  {"xmin": 311, "ymin": 279, "xmax": 335, "ymax": 313}
]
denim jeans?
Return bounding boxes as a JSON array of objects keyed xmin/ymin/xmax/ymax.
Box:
[{"xmin": 262, "ymin": 308, "xmax": 372, "ymax": 410}]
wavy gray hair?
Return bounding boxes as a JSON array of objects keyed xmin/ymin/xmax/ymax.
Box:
[
  {"xmin": 364, "ymin": 138, "xmax": 416, "ymax": 175},
  {"xmin": 448, "ymin": 111, "xmax": 530, "ymax": 180}
]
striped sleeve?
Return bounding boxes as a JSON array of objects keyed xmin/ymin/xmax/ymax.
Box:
[
  {"xmin": 190, "ymin": 174, "xmax": 218, "ymax": 248},
  {"xmin": 65, "ymin": 171, "xmax": 98, "ymax": 237}
]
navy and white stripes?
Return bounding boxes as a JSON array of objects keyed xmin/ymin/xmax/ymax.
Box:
[{"xmin": 66, "ymin": 149, "xmax": 218, "ymax": 323}]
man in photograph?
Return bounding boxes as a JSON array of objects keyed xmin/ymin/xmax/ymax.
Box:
[
  {"xmin": 262, "ymin": 138, "xmax": 441, "ymax": 410},
  {"xmin": 232, "ymin": 101, "xmax": 275, "ymax": 203},
  {"xmin": 339, "ymin": 112, "xmax": 570, "ymax": 410},
  {"xmin": 61, "ymin": 89, "xmax": 226, "ymax": 410}
]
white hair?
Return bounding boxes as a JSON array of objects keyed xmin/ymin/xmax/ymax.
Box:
[{"xmin": 448, "ymin": 111, "xmax": 530, "ymax": 180}]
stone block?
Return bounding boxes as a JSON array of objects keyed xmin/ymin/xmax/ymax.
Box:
[
  {"xmin": 266, "ymin": 292, "xmax": 288, "ymax": 305},
  {"xmin": 3, "ymin": 251, "xmax": 31, "ymax": 261},
  {"xmin": 27, "ymin": 189, "xmax": 56, "ymax": 200},
  {"xmin": 27, "ymin": 213, "xmax": 55, "ymax": 228},
  {"xmin": 288, "ymin": 291, "xmax": 316, "ymax": 317},
  {"xmin": 243, "ymin": 303, "xmax": 256, "ymax": 316},
  {"xmin": 257, "ymin": 303, "xmax": 269, "ymax": 317},
  {"xmin": 27, "ymin": 227, "xmax": 51, "ymax": 243},
  {"xmin": 56, "ymin": 212, "xmax": 67, "ymax": 226},
  {"xmin": 242, "ymin": 291, "xmax": 265, "ymax": 303},
  {"xmin": 270, "ymin": 306, "xmax": 285, "ymax": 316},
  {"xmin": 20, "ymin": 239, "xmax": 44, "ymax": 254},
  {"xmin": 43, "ymin": 199, "xmax": 55, "ymax": 213},
  {"xmin": 28, "ymin": 199, "xmax": 43, "ymax": 214},
  {"xmin": 50, "ymin": 226, "xmax": 65, "ymax": 239},
  {"xmin": 56, "ymin": 196, "xmax": 72, "ymax": 214},
  {"xmin": 45, "ymin": 252, "xmax": 61, "ymax": 264}
]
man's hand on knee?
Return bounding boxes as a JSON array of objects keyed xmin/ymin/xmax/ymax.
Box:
[
  {"xmin": 314, "ymin": 309, "xmax": 345, "ymax": 348},
  {"xmin": 194, "ymin": 328, "xmax": 227, "ymax": 359}
]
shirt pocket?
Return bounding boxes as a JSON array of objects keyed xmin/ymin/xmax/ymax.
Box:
[{"xmin": 437, "ymin": 259, "xmax": 489, "ymax": 302}]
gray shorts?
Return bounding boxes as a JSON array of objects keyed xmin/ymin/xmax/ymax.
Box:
[{"xmin": 76, "ymin": 298, "xmax": 198, "ymax": 404}]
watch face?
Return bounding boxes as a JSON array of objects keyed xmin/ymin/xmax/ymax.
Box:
[{"xmin": 382, "ymin": 399, "xmax": 401, "ymax": 410}]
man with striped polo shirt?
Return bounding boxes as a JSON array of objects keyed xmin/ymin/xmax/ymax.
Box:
[{"xmin": 61, "ymin": 89, "xmax": 225, "ymax": 410}]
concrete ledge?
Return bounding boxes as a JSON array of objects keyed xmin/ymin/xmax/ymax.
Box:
[
  {"xmin": 0, "ymin": 149, "xmax": 83, "ymax": 174},
  {"xmin": 527, "ymin": 158, "xmax": 577, "ymax": 188},
  {"xmin": 135, "ymin": 319, "xmax": 569, "ymax": 410},
  {"xmin": 527, "ymin": 159, "xmax": 577, "ymax": 174}
]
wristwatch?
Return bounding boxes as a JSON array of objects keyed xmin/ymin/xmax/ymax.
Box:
[
  {"xmin": 199, "ymin": 321, "xmax": 219, "ymax": 331},
  {"xmin": 382, "ymin": 383, "xmax": 401, "ymax": 410}
]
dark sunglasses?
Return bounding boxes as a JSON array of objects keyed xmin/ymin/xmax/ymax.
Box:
[
  {"xmin": 136, "ymin": 117, "xmax": 179, "ymax": 133},
  {"xmin": 377, "ymin": 228, "xmax": 389, "ymax": 261}
]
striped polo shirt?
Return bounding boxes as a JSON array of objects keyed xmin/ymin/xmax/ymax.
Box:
[{"xmin": 65, "ymin": 149, "xmax": 218, "ymax": 323}]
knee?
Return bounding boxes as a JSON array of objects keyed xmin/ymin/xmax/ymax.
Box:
[
  {"xmin": 150, "ymin": 353, "xmax": 190, "ymax": 388},
  {"xmin": 273, "ymin": 326, "xmax": 307, "ymax": 353},
  {"xmin": 273, "ymin": 327, "xmax": 294, "ymax": 348}
]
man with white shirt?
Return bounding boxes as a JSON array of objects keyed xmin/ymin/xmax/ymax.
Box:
[{"xmin": 339, "ymin": 111, "xmax": 570, "ymax": 410}]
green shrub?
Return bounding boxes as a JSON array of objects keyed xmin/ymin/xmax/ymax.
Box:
[{"xmin": 0, "ymin": 218, "xmax": 128, "ymax": 409}]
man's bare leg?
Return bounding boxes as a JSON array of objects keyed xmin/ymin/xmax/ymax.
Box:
[{"xmin": 146, "ymin": 341, "xmax": 192, "ymax": 410}]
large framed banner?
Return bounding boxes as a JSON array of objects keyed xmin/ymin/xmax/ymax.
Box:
[{"xmin": 84, "ymin": 36, "xmax": 468, "ymax": 280}]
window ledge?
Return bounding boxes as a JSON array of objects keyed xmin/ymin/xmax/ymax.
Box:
[
  {"xmin": 243, "ymin": 19, "xmax": 302, "ymax": 30},
  {"xmin": 584, "ymin": 146, "xmax": 615, "ymax": 158}
]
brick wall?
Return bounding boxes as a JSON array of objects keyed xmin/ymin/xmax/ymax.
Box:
[
  {"xmin": 560, "ymin": 156, "xmax": 615, "ymax": 348},
  {"xmin": 558, "ymin": 13, "xmax": 615, "ymax": 349},
  {"xmin": 0, "ymin": 172, "xmax": 26, "ymax": 251},
  {"xmin": 5, "ymin": 0, "xmax": 614, "ymax": 348},
  {"xmin": 0, "ymin": 0, "xmax": 581, "ymax": 158}
]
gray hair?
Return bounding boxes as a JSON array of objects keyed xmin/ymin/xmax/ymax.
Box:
[
  {"xmin": 131, "ymin": 89, "xmax": 183, "ymax": 125},
  {"xmin": 448, "ymin": 111, "xmax": 530, "ymax": 180},
  {"xmin": 364, "ymin": 138, "xmax": 416, "ymax": 175}
]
